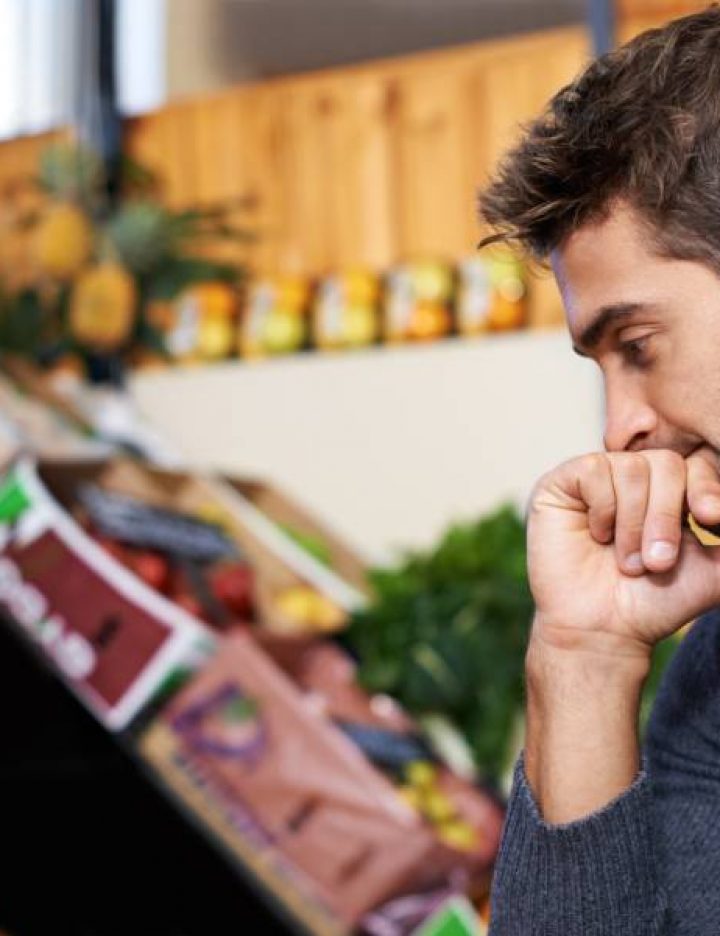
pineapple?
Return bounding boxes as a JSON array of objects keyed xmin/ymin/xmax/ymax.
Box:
[
  {"xmin": 34, "ymin": 203, "xmax": 93, "ymax": 279},
  {"xmin": 70, "ymin": 262, "xmax": 137, "ymax": 350}
]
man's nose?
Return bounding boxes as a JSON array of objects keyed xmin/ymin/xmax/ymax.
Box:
[{"xmin": 603, "ymin": 382, "xmax": 659, "ymax": 452}]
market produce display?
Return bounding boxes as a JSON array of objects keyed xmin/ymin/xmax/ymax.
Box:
[
  {"xmin": 0, "ymin": 449, "xmax": 507, "ymax": 932},
  {"xmin": 0, "ymin": 369, "xmax": 680, "ymax": 935},
  {"xmin": 0, "ymin": 370, "xmax": 108, "ymax": 461},
  {"xmin": 0, "ymin": 141, "xmax": 530, "ymax": 381},
  {"xmin": 0, "ymin": 141, "xmax": 248, "ymax": 378},
  {"xmin": 346, "ymin": 506, "xmax": 533, "ymax": 784},
  {"xmin": 142, "ymin": 634, "xmax": 505, "ymax": 934},
  {"xmin": 383, "ymin": 261, "xmax": 454, "ymax": 343},
  {"xmin": 313, "ymin": 270, "xmax": 380, "ymax": 351}
]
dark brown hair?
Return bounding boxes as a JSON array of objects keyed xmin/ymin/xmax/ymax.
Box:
[{"xmin": 478, "ymin": 6, "xmax": 720, "ymax": 268}]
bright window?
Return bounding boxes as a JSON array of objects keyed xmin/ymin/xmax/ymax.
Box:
[{"xmin": 0, "ymin": 0, "xmax": 166, "ymax": 141}]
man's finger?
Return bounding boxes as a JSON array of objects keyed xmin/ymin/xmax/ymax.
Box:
[
  {"xmin": 610, "ymin": 453, "xmax": 650, "ymax": 576},
  {"xmin": 576, "ymin": 453, "xmax": 616, "ymax": 544},
  {"xmin": 686, "ymin": 447, "xmax": 720, "ymax": 527},
  {"xmin": 641, "ymin": 450, "xmax": 685, "ymax": 572}
]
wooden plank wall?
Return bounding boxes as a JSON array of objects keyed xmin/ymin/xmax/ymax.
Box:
[
  {"xmin": 616, "ymin": 0, "xmax": 709, "ymax": 40},
  {"xmin": 0, "ymin": 26, "xmax": 591, "ymax": 326}
]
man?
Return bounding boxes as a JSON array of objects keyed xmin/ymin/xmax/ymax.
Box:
[{"xmin": 478, "ymin": 7, "xmax": 720, "ymax": 935}]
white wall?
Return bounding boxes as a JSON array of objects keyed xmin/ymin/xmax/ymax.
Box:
[{"xmin": 130, "ymin": 332, "xmax": 603, "ymax": 562}]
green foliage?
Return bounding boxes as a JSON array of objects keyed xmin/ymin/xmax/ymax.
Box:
[
  {"xmin": 104, "ymin": 201, "xmax": 253, "ymax": 286},
  {"xmin": 0, "ymin": 143, "xmax": 253, "ymax": 372},
  {"xmin": 105, "ymin": 202, "xmax": 176, "ymax": 273},
  {"xmin": 640, "ymin": 634, "xmax": 680, "ymax": 732},
  {"xmin": 0, "ymin": 289, "xmax": 46, "ymax": 352},
  {"xmin": 144, "ymin": 256, "xmax": 240, "ymax": 301},
  {"xmin": 38, "ymin": 143, "xmax": 103, "ymax": 203},
  {"xmin": 279, "ymin": 524, "xmax": 333, "ymax": 567},
  {"xmin": 347, "ymin": 505, "xmax": 533, "ymax": 783}
]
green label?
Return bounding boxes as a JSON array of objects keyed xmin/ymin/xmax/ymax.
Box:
[
  {"xmin": 0, "ymin": 473, "xmax": 31, "ymax": 524},
  {"xmin": 414, "ymin": 897, "xmax": 479, "ymax": 936}
]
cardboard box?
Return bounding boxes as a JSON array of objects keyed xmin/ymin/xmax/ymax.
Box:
[
  {"xmin": 0, "ymin": 454, "xmax": 369, "ymax": 730},
  {"xmin": 228, "ymin": 475, "xmax": 368, "ymax": 598},
  {"xmin": 140, "ymin": 634, "xmax": 504, "ymax": 932},
  {"xmin": 38, "ymin": 456, "xmax": 366, "ymax": 630},
  {"xmin": 0, "ymin": 459, "xmax": 212, "ymax": 729}
]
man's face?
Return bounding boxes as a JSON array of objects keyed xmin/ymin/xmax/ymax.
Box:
[{"xmin": 552, "ymin": 201, "xmax": 720, "ymax": 457}]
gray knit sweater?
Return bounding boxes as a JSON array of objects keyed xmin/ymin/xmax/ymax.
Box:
[{"xmin": 488, "ymin": 607, "xmax": 720, "ymax": 935}]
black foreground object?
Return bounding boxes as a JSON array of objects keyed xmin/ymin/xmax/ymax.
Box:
[{"xmin": 0, "ymin": 621, "xmax": 290, "ymax": 936}]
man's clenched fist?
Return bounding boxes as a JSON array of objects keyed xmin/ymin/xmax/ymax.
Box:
[{"xmin": 527, "ymin": 447, "xmax": 720, "ymax": 658}]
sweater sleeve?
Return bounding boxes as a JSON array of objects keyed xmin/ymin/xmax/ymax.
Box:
[
  {"xmin": 488, "ymin": 608, "xmax": 720, "ymax": 936},
  {"xmin": 487, "ymin": 754, "xmax": 669, "ymax": 935}
]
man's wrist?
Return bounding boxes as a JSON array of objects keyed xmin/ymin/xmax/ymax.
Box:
[
  {"xmin": 524, "ymin": 622, "xmax": 649, "ymax": 822},
  {"xmin": 527, "ymin": 615, "xmax": 653, "ymax": 683}
]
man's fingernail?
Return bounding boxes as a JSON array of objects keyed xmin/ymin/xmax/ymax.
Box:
[
  {"xmin": 648, "ymin": 540, "xmax": 677, "ymax": 562},
  {"xmin": 625, "ymin": 552, "xmax": 644, "ymax": 572}
]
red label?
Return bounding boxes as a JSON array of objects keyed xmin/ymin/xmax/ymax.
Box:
[{"xmin": 3, "ymin": 530, "xmax": 172, "ymax": 714}]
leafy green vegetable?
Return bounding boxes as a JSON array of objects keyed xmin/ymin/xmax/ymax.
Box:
[
  {"xmin": 347, "ymin": 505, "xmax": 533, "ymax": 783},
  {"xmin": 640, "ymin": 633, "xmax": 681, "ymax": 731},
  {"xmin": 279, "ymin": 523, "xmax": 333, "ymax": 567}
]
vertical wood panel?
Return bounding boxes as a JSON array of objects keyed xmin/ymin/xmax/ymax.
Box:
[
  {"xmin": 616, "ymin": 0, "xmax": 704, "ymax": 17},
  {"xmin": 126, "ymin": 105, "xmax": 198, "ymax": 208},
  {"xmin": 305, "ymin": 76, "xmax": 397, "ymax": 271},
  {"xmin": 236, "ymin": 85, "xmax": 295, "ymax": 274},
  {"xmin": 0, "ymin": 131, "xmax": 62, "ymax": 193},
  {"xmin": 393, "ymin": 65, "xmax": 477, "ymax": 260},
  {"xmin": 616, "ymin": 0, "xmax": 709, "ymax": 41}
]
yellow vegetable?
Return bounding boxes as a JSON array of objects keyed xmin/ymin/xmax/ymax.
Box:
[
  {"xmin": 421, "ymin": 790, "xmax": 457, "ymax": 824},
  {"xmin": 189, "ymin": 282, "xmax": 236, "ymax": 317},
  {"xmin": 197, "ymin": 314, "xmax": 234, "ymax": 359},
  {"xmin": 344, "ymin": 270, "xmax": 379, "ymax": 307},
  {"xmin": 262, "ymin": 308, "xmax": 305, "ymax": 354},
  {"xmin": 405, "ymin": 760, "xmax": 437, "ymax": 789},
  {"xmin": 436, "ymin": 819, "xmax": 478, "ymax": 852},
  {"xmin": 344, "ymin": 305, "xmax": 377, "ymax": 347},
  {"xmin": 70, "ymin": 262, "xmax": 136, "ymax": 350},
  {"xmin": 35, "ymin": 203, "xmax": 92, "ymax": 279},
  {"xmin": 274, "ymin": 586, "xmax": 345, "ymax": 633},
  {"xmin": 275, "ymin": 276, "xmax": 310, "ymax": 312}
]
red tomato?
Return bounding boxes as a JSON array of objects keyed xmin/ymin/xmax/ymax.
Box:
[
  {"xmin": 174, "ymin": 593, "xmax": 205, "ymax": 620},
  {"xmin": 210, "ymin": 563, "xmax": 254, "ymax": 617},
  {"xmin": 94, "ymin": 535, "xmax": 130, "ymax": 565},
  {"xmin": 131, "ymin": 552, "xmax": 171, "ymax": 593}
]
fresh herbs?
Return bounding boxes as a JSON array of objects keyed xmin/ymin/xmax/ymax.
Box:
[{"xmin": 347, "ymin": 505, "xmax": 533, "ymax": 783}]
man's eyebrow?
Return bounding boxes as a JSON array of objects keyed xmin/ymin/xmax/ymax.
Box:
[{"xmin": 572, "ymin": 302, "xmax": 645, "ymax": 355}]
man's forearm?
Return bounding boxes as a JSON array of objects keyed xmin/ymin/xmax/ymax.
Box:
[{"xmin": 524, "ymin": 627, "xmax": 651, "ymax": 825}]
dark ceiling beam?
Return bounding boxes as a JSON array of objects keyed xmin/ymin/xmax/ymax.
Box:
[
  {"xmin": 97, "ymin": 0, "xmax": 122, "ymax": 210},
  {"xmin": 587, "ymin": 0, "xmax": 616, "ymax": 54}
]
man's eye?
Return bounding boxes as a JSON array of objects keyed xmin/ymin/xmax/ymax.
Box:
[{"xmin": 620, "ymin": 337, "xmax": 652, "ymax": 367}]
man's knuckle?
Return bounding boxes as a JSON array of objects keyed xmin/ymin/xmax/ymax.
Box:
[
  {"xmin": 581, "ymin": 452, "xmax": 608, "ymax": 478},
  {"xmin": 614, "ymin": 452, "xmax": 649, "ymax": 484},
  {"xmin": 650, "ymin": 449, "xmax": 685, "ymax": 476}
]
